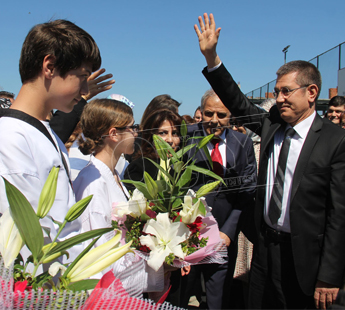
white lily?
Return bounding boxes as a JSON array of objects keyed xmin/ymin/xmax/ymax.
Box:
[
  {"xmin": 49, "ymin": 262, "xmax": 67, "ymax": 277},
  {"xmin": 179, "ymin": 190, "xmax": 207, "ymax": 224},
  {"xmin": 139, "ymin": 212, "xmax": 190, "ymax": 271},
  {"xmin": 113, "ymin": 189, "xmax": 148, "ymax": 218},
  {"xmin": 0, "ymin": 208, "xmax": 24, "ymax": 268},
  {"xmin": 65, "ymin": 231, "xmax": 132, "ymax": 283}
]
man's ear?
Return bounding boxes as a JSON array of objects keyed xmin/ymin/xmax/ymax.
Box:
[
  {"xmin": 42, "ymin": 55, "xmax": 56, "ymax": 80},
  {"xmin": 307, "ymin": 84, "xmax": 318, "ymax": 103}
]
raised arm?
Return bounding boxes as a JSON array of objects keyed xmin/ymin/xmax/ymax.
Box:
[{"xmin": 194, "ymin": 13, "xmax": 221, "ymax": 69}]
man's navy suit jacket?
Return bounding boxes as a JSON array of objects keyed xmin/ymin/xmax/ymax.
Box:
[{"xmin": 186, "ymin": 122, "xmax": 257, "ymax": 241}]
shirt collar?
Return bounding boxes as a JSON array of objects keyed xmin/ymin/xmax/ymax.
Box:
[
  {"xmin": 286, "ymin": 111, "xmax": 316, "ymax": 139},
  {"xmin": 202, "ymin": 126, "xmax": 227, "ymax": 144}
]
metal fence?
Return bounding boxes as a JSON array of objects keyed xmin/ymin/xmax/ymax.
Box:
[{"xmin": 245, "ymin": 41, "xmax": 345, "ymax": 101}]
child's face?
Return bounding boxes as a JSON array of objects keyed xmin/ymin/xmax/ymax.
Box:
[
  {"xmin": 116, "ymin": 119, "xmax": 138, "ymax": 155},
  {"xmin": 50, "ymin": 63, "xmax": 92, "ymax": 113}
]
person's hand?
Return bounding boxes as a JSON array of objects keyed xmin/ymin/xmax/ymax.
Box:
[
  {"xmin": 314, "ymin": 280, "xmax": 339, "ymax": 309},
  {"xmin": 181, "ymin": 265, "xmax": 191, "ymax": 276},
  {"xmin": 82, "ymin": 68, "xmax": 115, "ymax": 101},
  {"xmin": 219, "ymin": 231, "xmax": 231, "ymax": 247},
  {"xmin": 194, "ymin": 13, "xmax": 221, "ymax": 68}
]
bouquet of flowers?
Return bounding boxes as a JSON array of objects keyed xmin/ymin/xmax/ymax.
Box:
[
  {"xmin": 112, "ymin": 122, "xmax": 227, "ymax": 272},
  {"xmin": 0, "ymin": 168, "xmax": 133, "ymax": 309}
]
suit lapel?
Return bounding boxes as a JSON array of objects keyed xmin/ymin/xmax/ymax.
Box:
[{"xmin": 290, "ymin": 115, "xmax": 322, "ymax": 203}]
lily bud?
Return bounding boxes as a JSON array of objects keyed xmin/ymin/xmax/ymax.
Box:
[
  {"xmin": 0, "ymin": 209, "xmax": 24, "ymax": 267},
  {"xmin": 65, "ymin": 231, "xmax": 132, "ymax": 283},
  {"xmin": 40, "ymin": 243, "xmax": 69, "ymax": 264},
  {"xmin": 65, "ymin": 195, "xmax": 93, "ymax": 222},
  {"xmin": 36, "ymin": 167, "xmax": 59, "ymax": 219}
]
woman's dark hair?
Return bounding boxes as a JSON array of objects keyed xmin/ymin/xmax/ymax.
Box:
[
  {"xmin": 136, "ymin": 108, "xmax": 182, "ymax": 159},
  {"xmin": 140, "ymin": 94, "xmax": 181, "ymax": 127}
]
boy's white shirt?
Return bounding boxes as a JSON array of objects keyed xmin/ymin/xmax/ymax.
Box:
[{"xmin": 0, "ymin": 117, "xmax": 82, "ymax": 268}]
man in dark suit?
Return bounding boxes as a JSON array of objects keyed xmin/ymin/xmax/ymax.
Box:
[
  {"xmin": 181, "ymin": 89, "xmax": 257, "ymax": 309},
  {"xmin": 194, "ymin": 13, "xmax": 345, "ymax": 309}
]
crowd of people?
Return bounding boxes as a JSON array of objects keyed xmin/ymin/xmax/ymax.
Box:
[{"xmin": 0, "ymin": 12, "xmax": 345, "ymax": 310}]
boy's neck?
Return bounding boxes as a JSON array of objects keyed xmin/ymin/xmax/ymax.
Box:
[{"xmin": 11, "ymin": 82, "xmax": 52, "ymax": 121}]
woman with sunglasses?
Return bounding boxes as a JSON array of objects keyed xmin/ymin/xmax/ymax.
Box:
[{"xmin": 73, "ymin": 98, "xmax": 138, "ymax": 251}]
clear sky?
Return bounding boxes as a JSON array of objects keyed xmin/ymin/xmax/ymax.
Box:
[{"xmin": 1, "ymin": 0, "xmax": 345, "ymax": 123}]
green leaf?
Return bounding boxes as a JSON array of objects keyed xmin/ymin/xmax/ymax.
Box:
[
  {"xmin": 156, "ymin": 179, "xmax": 170, "ymax": 192},
  {"xmin": 173, "ymin": 161, "xmax": 184, "ymax": 173},
  {"xmin": 202, "ymin": 144, "xmax": 213, "ymax": 167},
  {"xmin": 68, "ymin": 279, "xmax": 100, "ymax": 292},
  {"xmin": 144, "ymin": 171, "xmax": 158, "ymax": 198},
  {"xmin": 196, "ymin": 181, "xmax": 221, "ymax": 198},
  {"xmin": 121, "ymin": 180, "xmax": 153, "ymax": 200},
  {"xmin": 46, "ymin": 228, "xmax": 113, "ymax": 257},
  {"xmin": 197, "ymin": 134, "xmax": 214, "ymax": 150},
  {"xmin": 176, "ymin": 168, "xmax": 192, "ymax": 191},
  {"xmin": 152, "ymin": 135, "xmax": 168, "ymax": 161},
  {"xmin": 3, "ymin": 178, "xmax": 44, "ymax": 263},
  {"xmin": 65, "ymin": 195, "xmax": 93, "ymax": 222},
  {"xmin": 186, "ymin": 165, "xmax": 225, "ymax": 185},
  {"xmin": 171, "ymin": 198, "xmax": 183, "ymax": 211},
  {"xmin": 140, "ymin": 213, "xmax": 152, "ymax": 221},
  {"xmin": 174, "ymin": 215, "xmax": 182, "ymax": 222},
  {"xmin": 153, "ymin": 135, "xmax": 177, "ymax": 161},
  {"xmin": 180, "ymin": 120, "xmax": 187, "ymax": 138},
  {"xmin": 198, "ymin": 201, "xmax": 207, "ymax": 216},
  {"xmin": 145, "ymin": 158, "xmax": 174, "ymax": 183},
  {"xmin": 175, "ymin": 143, "xmax": 197, "ymax": 158}
]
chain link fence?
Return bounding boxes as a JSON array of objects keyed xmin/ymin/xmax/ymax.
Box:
[{"xmin": 245, "ymin": 41, "xmax": 345, "ymax": 103}]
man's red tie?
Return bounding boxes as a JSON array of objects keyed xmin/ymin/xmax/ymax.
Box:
[{"xmin": 211, "ymin": 139, "xmax": 223, "ymax": 177}]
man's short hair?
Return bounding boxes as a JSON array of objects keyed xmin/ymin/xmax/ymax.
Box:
[
  {"xmin": 328, "ymin": 96, "xmax": 345, "ymax": 108},
  {"xmin": 200, "ymin": 89, "xmax": 217, "ymax": 111},
  {"xmin": 0, "ymin": 91, "xmax": 15, "ymax": 99},
  {"xmin": 276, "ymin": 60, "xmax": 322, "ymax": 101},
  {"xmin": 19, "ymin": 19, "xmax": 101, "ymax": 83}
]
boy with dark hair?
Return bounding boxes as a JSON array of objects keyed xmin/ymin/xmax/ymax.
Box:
[{"xmin": 0, "ymin": 19, "xmax": 101, "ymax": 264}]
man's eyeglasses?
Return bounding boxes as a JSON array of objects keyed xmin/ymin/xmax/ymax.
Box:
[
  {"xmin": 116, "ymin": 124, "xmax": 140, "ymax": 133},
  {"xmin": 272, "ymin": 85, "xmax": 310, "ymax": 99}
]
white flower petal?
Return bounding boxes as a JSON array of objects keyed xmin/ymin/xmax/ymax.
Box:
[
  {"xmin": 49, "ymin": 262, "xmax": 67, "ymax": 277},
  {"xmin": 0, "ymin": 209, "xmax": 24, "ymax": 268}
]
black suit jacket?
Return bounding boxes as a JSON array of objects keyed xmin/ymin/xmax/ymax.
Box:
[
  {"xmin": 203, "ymin": 63, "xmax": 345, "ymax": 295},
  {"xmin": 186, "ymin": 122, "xmax": 257, "ymax": 241}
]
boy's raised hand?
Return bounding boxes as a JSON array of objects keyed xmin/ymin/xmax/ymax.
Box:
[
  {"xmin": 194, "ymin": 13, "xmax": 221, "ymax": 68},
  {"xmin": 82, "ymin": 68, "xmax": 115, "ymax": 101}
]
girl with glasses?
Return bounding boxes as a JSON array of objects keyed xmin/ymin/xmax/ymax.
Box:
[{"xmin": 73, "ymin": 98, "xmax": 137, "ymax": 265}]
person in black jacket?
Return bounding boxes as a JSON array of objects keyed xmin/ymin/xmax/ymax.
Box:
[{"xmin": 124, "ymin": 108, "xmax": 182, "ymax": 192}]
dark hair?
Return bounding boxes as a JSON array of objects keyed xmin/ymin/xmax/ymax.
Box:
[
  {"xmin": 328, "ymin": 96, "xmax": 345, "ymax": 108},
  {"xmin": 141, "ymin": 94, "xmax": 181, "ymax": 127},
  {"xmin": 0, "ymin": 91, "xmax": 15, "ymax": 99},
  {"xmin": 137, "ymin": 108, "xmax": 182, "ymax": 159},
  {"xmin": 276, "ymin": 60, "xmax": 322, "ymax": 101},
  {"xmin": 78, "ymin": 99, "xmax": 133, "ymax": 155},
  {"xmin": 19, "ymin": 19, "xmax": 101, "ymax": 83},
  {"xmin": 182, "ymin": 114, "xmax": 196, "ymax": 124}
]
